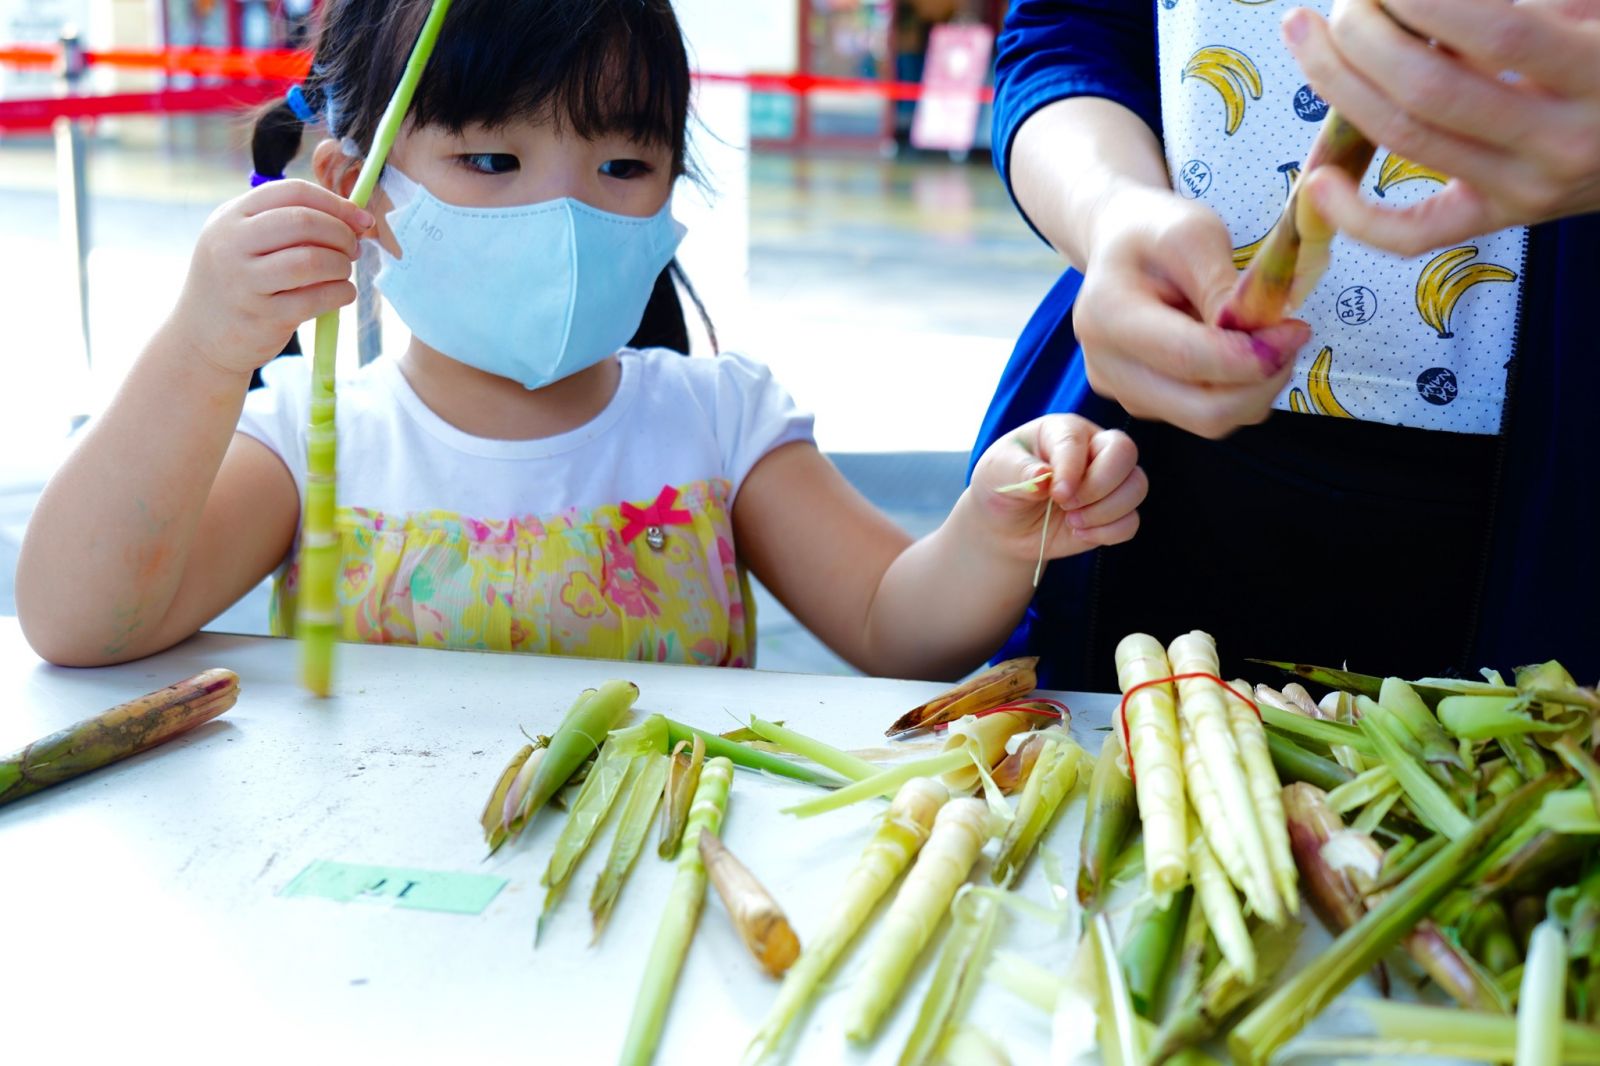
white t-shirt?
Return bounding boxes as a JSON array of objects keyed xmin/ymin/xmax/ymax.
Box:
[
  {"xmin": 1157, "ymin": 1, "xmax": 1527, "ymax": 434},
  {"xmin": 234, "ymin": 349, "xmax": 814, "ymax": 666},
  {"xmin": 237, "ymin": 348, "xmax": 815, "ymax": 520}
]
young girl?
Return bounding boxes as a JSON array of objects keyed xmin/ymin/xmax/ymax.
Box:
[{"xmin": 14, "ymin": 0, "xmax": 1146, "ymax": 682}]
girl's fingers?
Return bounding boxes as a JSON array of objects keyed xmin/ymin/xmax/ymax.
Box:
[
  {"xmin": 1284, "ymin": 8, "xmax": 1510, "ymax": 182},
  {"xmin": 273, "ymin": 279, "xmax": 358, "ymax": 324},
  {"xmin": 1064, "ymin": 465, "xmax": 1149, "ymax": 532},
  {"xmin": 240, "ymin": 178, "xmax": 374, "ymax": 233},
  {"xmin": 1067, "ymin": 430, "xmax": 1139, "ymax": 508},
  {"xmin": 1059, "ymin": 509, "xmax": 1141, "ymax": 551},
  {"xmin": 254, "ymin": 246, "xmax": 356, "ymax": 294},
  {"xmin": 1305, "ymin": 169, "xmax": 1498, "ymax": 257},
  {"xmin": 1383, "ymin": 0, "xmax": 1600, "ymax": 98},
  {"xmin": 241, "ymin": 206, "xmax": 363, "ymax": 260},
  {"xmin": 1035, "ymin": 416, "xmax": 1094, "ymax": 504}
]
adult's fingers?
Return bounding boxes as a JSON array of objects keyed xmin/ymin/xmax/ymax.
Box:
[
  {"xmin": 240, "ymin": 178, "xmax": 374, "ymax": 233},
  {"xmin": 1331, "ymin": 0, "xmax": 1552, "ymax": 151},
  {"xmin": 241, "ymin": 205, "xmax": 363, "ymax": 260},
  {"xmin": 1081, "ymin": 290, "xmax": 1294, "ymax": 387},
  {"xmin": 1285, "ymin": 7, "xmax": 1510, "ymax": 183},
  {"xmin": 1383, "ymin": 0, "xmax": 1600, "ymax": 97},
  {"xmin": 1088, "ymin": 351, "xmax": 1294, "ymax": 440},
  {"xmin": 1305, "ymin": 169, "xmax": 1498, "ymax": 256}
]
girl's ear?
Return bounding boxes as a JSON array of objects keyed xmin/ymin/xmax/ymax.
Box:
[{"xmin": 311, "ymin": 138, "xmax": 362, "ymax": 196}]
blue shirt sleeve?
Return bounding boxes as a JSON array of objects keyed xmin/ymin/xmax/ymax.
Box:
[{"xmin": 992, "ymin": 0, "xmax": 1161, "ymax": 239}]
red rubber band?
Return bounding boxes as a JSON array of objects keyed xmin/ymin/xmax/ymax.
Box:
[{"xmin": 1117, "ymin": 673, "xmax": 1259, "ymax": 785}]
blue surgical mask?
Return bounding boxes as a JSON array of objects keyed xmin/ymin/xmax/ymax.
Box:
[{"xmin": 371, "ymin": 165, "xmax": 685, "ymax": 389}]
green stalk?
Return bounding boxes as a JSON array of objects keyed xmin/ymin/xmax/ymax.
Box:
[
  {"xmin": 1265, "ymin": 731, "xmax": 1354, "ymax": 792},
  {"xmin": 745, "ymin": 777, "xmax": 948, "ymax": 1064},
  {"xmin": 1380, "ymin": 677, "xmax": 1467, "ymax": 771},
  {"xmin": 1090, "ymin": 912, "xmax": 1146, "ymax": 1066},
  {"xmin": 1333, "ymin": 1001, "xmax": 1600, "ymax": 1064},
  {"xmin": 664, "ymin": 720, "xmax": 842, "ymax": 789},
  {"xmin": 1078, "ymin": 732, "xmax": 1137, "ymax": 908},
  {"xmin": 1148, "ymin": 922, "xmax": 1301, "ymax": 1065},
  {"xmin": 543, "ymin": 717, "xmax": 665, "ymax": 899},
  {"xmin": 1440, "ymin": 695, "xmax": 1564, "ymax": 741},
  {"xmin": 1552, "ymin": 735, "xmax": 1600, "ymax": 817},
  {"xmin": 1248, "ymin": 660, "xmax": 1384, "ymax": 700},
  {"xmin": 1325, "ymin": 763, "xmax": 1396, "ymax": 814},
  {"xmin": 1518, "ymin": 920, "xmax": 1568, "ymax": 1066},
  {"xmin": 1357, "ymin": 699, "xmax": 1470, "ymax": 839},
  {"xmin": 298, "ymin": 0, "xmax": 454, "ymax": 695},
  {"xmin": 747, "ymin": 717, "xmax": 878, "ymax": 781},
  {"xmin": 1535, "ymin": 788, "xmax": 1600, "ymax": 833},
  {"xmin": 592, "ymin": 752, "xmax": 672, "ymax": 940},
  {"xmin": 993, "ymin": 733, "xmax": 1083, "ymax": 887},
  {"xmin": 988, "ymin": 952, "xmax": 1065, "ymax": 1014},
  {"xmin": 509, "ymin": 681, "xmax": 638, "ymax": 838},
  {"xmin": 1228, "ymin": 773, "xmax": 1560, "ymax": 1066},
  {"xmin": 1262, "ymin": 704, "xmax": 1376, "ymax": 757},
  {"xmin": 618, "ymin": 755, "xmax": 733, "ymax": 1066},
  {"xmin": 1119, "ymin": 888, "xmax": 1190, "ymax": 1019},
  {"xmin": 897, "ymin": 889, "xmax": 1003, "ymax": 1066},
  {"xmin": 781, "ymin": 750, "xmax": 969, "ymax": 817},
  {"xmin": 1462, "ymin": 899, "xmax": 1523, "ymax": 976},
  {"xmin": 1501, "ymin": 734, "xmax": 1550, "ymax": 780},
  {"xmin": 0, "ymin": 669, "xmax": 238, "ymax": 806}
]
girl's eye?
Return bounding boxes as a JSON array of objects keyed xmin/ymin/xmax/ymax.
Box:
[
  {"xmin": 600, "ymin": 159, "xmax": 653, "ymax": 180},
  {"xmin": 459, "ymin": 153, "xmax": 519, "ymax": 175}
]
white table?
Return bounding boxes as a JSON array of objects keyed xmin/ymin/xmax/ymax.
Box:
[{"xmin": 0, "ymin": 620, "xmax": 1112, "ymax": 1064}]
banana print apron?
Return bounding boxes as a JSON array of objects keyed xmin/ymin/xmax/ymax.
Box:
[{"xmin": 1156, "ymin": 0, "xmax": 1528, "ymax": 434}]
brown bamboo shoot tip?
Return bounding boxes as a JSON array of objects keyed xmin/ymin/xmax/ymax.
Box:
[{"xmin": 699, "ymin": 830, "xmax": 801, "ymax": 977}]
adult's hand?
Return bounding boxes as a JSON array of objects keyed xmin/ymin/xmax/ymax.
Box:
[
  {"xmin": 1074, "ymin": 183, "xmax": 1311, "ymax": 439},
  {"xmin": 1286, "ymin": 0, "xmax": 1600, "ymax": 256}
]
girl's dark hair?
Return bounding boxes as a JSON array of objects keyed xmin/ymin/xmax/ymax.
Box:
[{"xmin": 251, "ymin": 0, "xmax": 712, "ymax": 354}]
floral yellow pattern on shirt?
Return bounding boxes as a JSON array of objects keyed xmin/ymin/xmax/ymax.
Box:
[{"xmin": 271, "ymin": 479, "xmax": 755, "ymax": 667}]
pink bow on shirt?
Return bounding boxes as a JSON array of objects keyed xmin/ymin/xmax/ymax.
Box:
[{"xmin": 619, "ymin": 484, "xmax": 694, "ymax": 544}]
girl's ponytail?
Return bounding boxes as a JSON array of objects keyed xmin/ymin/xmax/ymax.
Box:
[
  {"xmin": 250, "ymin": 85, "xmax": 319, "ymax": 185},
  {"xmin": 627, "ymin": 260, "xmax": 719, "ymax": 356}
]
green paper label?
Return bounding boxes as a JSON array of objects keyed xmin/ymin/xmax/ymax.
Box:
[{"xmin": 280, "ymin": 860, "xmax": 507, "ymax": 915}]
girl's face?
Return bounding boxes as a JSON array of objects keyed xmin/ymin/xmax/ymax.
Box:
[{"xmin": 350, "ymin": 114, "xmax": 676, "ymax": 257}]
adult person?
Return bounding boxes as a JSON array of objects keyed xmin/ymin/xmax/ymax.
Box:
[{"xmin": 973, "ymin": 0, "xmax": 1600, "ymax": 690}]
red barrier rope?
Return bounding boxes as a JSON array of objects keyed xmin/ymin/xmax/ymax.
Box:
[{"xmin": 0, "ymin": 44, "xmax": 993, "ymax": 130}]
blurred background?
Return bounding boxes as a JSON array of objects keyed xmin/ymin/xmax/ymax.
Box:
[{"xmin": 0, "ymin": 0, "xmax": 1062, "ymax": 673}]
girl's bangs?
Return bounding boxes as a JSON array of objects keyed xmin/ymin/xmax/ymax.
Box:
[{"xmin": 403, "ymin": 0, "xmax": 689, "ymax": 152}]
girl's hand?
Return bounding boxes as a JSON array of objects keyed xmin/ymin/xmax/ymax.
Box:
[
  {"xmin": 1286, "ymin": 0, "xmax": 1600, "ymax": 256},
  {"xmin": 969, "ymin": 414, "xmax": 1148, "ymax": 563},
  {"xmin": 167, "ymin": 180, "xmax": 373, "ymax": 376},
  {"xmin": 1075, "ymin": 184, "xmax": 1312, "ymax": 439}
]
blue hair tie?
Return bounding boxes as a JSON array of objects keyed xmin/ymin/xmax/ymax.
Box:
[
  {"xmin": 250, "ymin": 171, "xmax": 284, "ymax": 187},
  {"xmin": 285, "ymin": 84, "xmax": 317, "ymax": 124}
]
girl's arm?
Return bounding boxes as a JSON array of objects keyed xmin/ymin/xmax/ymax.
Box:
[
  {"xmin": 733, "ymin": 418, "xmax": 1143, "ymax": 682},
  {"xmin": 15, "ymin": 180, "xmax": 368, "ymax": 666}
]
